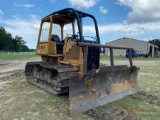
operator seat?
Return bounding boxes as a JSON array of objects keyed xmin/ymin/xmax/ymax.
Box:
[
  {"xmin": 51, "ymin": 34, "xmax": 61, "ymax": 43},
  {"xmin": 51, "ymin": 34, "xmax": 63, "ymax": 54}
]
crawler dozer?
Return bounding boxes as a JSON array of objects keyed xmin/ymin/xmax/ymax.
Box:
[{"xmin": 25, "ymin": 8, "xmax": 140, "ymax": 116}]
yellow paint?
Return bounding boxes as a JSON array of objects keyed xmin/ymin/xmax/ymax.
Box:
[
  {"xmin": 36, "ymin": 14, "xmax": 84, "ymax": 73},
  {"xmin": 36, "ymin": 42, "xmax": 48, "ymax": 55}
]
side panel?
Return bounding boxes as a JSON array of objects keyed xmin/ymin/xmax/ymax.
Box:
[
  {"xmin": 48, "ymin": 41, "xmax": 57, "ymax": 54},
  {"xmin": 36, "ymin": 42, "xmax": 49, "ymax": 55},
  {"xmin": 63, "ymin": 38, "xmax": 84, "ymax": 72}
]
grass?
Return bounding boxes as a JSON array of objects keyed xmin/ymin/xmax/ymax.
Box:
[
  {"xmin": 0, "ymin": 76, "xmax": 90, "ymax": 120},
  {"xmin": 0, "ymin": 54, "xmax": 159, "ymax": 61},
  {"xmin": 0, "ymin": 54, "xmax": 38, "ymax": 60},
  {"xmin": 138, "ymin": 66, "xmax": 160, "ymax": 98}
]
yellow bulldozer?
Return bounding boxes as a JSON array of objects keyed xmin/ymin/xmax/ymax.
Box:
[{"xmin": 25, "ymin": 8, "xmax": 140, "ymax": 116}]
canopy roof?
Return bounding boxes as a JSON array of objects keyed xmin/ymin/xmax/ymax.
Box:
[
  {"xmin": 42, "ymin": 8, "xmax": 93, "ymax": 25},
  {"xmin": 42, "ymin": 8, "xmax": 100, "ymax": 43}
]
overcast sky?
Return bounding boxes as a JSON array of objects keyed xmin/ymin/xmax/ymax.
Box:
[{"xmin": 0, "ymin": 0, "xmax": 160, "ymax": 48}]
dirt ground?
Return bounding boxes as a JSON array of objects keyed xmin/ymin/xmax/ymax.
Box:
[
  {"xmin": 0, "ymin": 57, "xmax": 40, "ymax": 73},
  {"xmin": 0, "ymin": 58, "xmax": 40, "ymax": 87},
  {"xmin": 0, "ymin": 58, "xmax": 159, "ymax": 83},
  {"xmin": 0, "ymin": 58, "xmax": 160, "ymax": 120}
]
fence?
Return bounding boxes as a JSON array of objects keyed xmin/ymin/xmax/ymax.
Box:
[{"xmin": 0, "ymin": 52, "xmax": 35, "ymax": 55}]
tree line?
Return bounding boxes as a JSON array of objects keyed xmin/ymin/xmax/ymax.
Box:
[
  {"xmin": 149, "ymin": 39, "xmax": 160, "ymax": 51},
  {"xmin": 0, "ymin": 26, "xmax": 32, "ymax": 52}
]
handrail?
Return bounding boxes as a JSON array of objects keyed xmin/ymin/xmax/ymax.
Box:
[
  {"xmin": 78, "ymin": 42, "xmax": 133, "ymax": 74},
  {"xmin": 77, "ymin": 42, "xmax": 133, "ymax": 50}
]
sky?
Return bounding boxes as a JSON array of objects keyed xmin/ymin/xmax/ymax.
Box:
[{"xmin": 0, "ymin": 0, "xmax": 160, "ymax": 49}]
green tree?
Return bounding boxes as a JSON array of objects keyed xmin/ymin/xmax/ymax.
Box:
[
  {"xmin": 149, "ymin": 39, "xmax": 160, "ymax": 51},
  {"xmin": 14, "ymin": 35, "xmax": 29, "ymax": 51},
  {"xmin": 0, "ymin": 27, "xmax": 6, "ymax": 50},
  {"xmin": 0, "ymin": 26, "xmax": 29, "ymax": 52},
  {"xmin": 0, "ymin": 27, "xmax": 13, "ymax": 51}
]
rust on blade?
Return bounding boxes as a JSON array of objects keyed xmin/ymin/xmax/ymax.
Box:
[
  {"xmin": 84, "ymin": 75, "xmax": 98, "ymax": 94},
  {"xmin": 69, "ymin": 66, "xmax": 140, "ymax": 116}
]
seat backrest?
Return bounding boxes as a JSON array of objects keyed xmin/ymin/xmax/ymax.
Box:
[{"xmin": 51, "ymin": 34, "xmax": 60, "ymax": 42}]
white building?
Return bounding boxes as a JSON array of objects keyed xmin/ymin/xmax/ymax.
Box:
[{"xmin": 105, "ymin": 38, "xmax": 159, "ymax": 57}]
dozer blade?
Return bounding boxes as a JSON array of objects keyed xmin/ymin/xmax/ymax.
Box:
[{"xmin": 69, "ymin": 65, "xmax": 140, "ymax": 116}]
